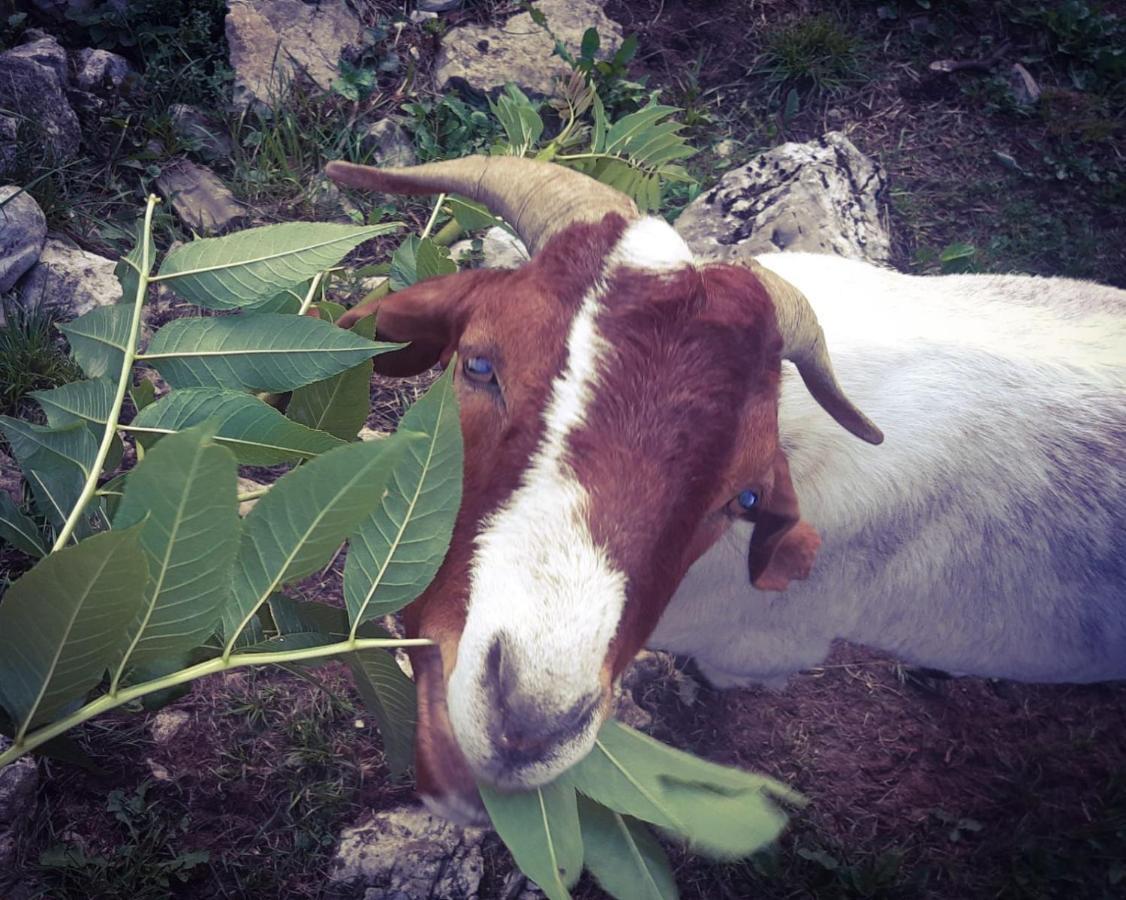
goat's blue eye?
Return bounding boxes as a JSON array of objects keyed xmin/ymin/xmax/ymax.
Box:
[
  {"xmin": 463, "ymin": 356, "xmax": 495, "ymax": 382},
  {"xmin": 737, "ymin": 489, "xmax": 759, "ymax": 511}
]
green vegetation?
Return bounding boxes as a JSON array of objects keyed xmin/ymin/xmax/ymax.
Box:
[
  {"xmin": 759, "ymin": 15, "xmax": 866, "ymax": 99},
  {"xmin": 0, "ymin": 294, "xmax": 83, "ymax": 419}
]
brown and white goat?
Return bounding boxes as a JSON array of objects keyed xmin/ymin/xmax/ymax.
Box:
[{"xmin": 326, "ymin": 156, "xmax": 1126, "ymax": 824}]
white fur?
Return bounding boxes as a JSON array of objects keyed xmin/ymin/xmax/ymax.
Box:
[
  {"xmin": 449, "ymin": 285, "xmax": 626, "ymax": 787},
  {"xmin": 649, "ymin": 254, "xmax": 1126, "ymax": 686},
  {"xmin": 608, "ymin": 216, "xmax": 695, "ymax": 272}
]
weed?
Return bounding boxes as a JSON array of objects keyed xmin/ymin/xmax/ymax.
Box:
[
  {"xmin": 758, "ymin": 15, "xmax": 866, "ymax": 100},
  {"xmin": 0, "ymin": 294, "xmax": 83, "ymax": 420},
  {"xmin": 403, "ymin": 94, "xmax": 505, "ymax": 161}
]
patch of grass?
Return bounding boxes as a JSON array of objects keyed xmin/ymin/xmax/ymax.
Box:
[
  {"xmin": 0, "ymin": 293, "xmax": 83, "ymax": 419},
  {"xmin": 34, "ymin": 782, "xmax": 209, "ymax": 900},
  {"xmin": 758, "ymin": 15, "xmax": 866, "ymax": 100}
]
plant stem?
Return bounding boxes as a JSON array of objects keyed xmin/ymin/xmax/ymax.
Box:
[
  {"xmin": 431, "ymin": 219, "xmax": 464, "ymax": 248},
  {"xmin": 296, "ymin": 270, "xmax": 326, "ymax": 316},
  {"xmin": 50, "ymin": 195, "xmax": 159, "ymax": 553},
  {"xmin": 0, "ymin": 635, "xmax": 434, "ymax": 768},
  {"xmin": 420, "ymin": 192, "xmax": 447, "ymax": 240}
]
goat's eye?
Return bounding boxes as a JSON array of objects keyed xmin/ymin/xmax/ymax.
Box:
[
  {"xmin": 463, "ymin": 355, "xmax": 496, "ymax": 384},
  {"xmin": 737, "ymin": 489, "xmax": 759, "ymax": 511}
]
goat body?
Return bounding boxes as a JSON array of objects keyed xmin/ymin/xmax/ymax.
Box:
[{"xmin": 652, "ymin": 253, "xmax": 1126, "ymax": 686}]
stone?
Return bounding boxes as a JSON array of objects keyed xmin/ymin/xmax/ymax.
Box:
[
  {"xmin": 1008, "ymin": 63, "xmax": 1041, "ymax": 108},
  {"xmin": 434, "ymin": 0, "xmax": 622, "ymax": 96},
  {"xmin": 613, "ymin": 686, "xmax": 654, "ymax": 731},
  {"xmin": 156, "ymin": 159, "xmax": 248, "ymax": 234},
  {"xmin": 330, "ymin": 806, "xmax": 487, "ymax": 899},
  {"xmin": 358, "ymin": 119, "xmax": 416, "ymax": 169},
  {"xmin": 676, "ymin": 132, "xmax": 891, "ymax": 266},
  {"xmin": 17, "ymin": 238, "xmax": 120, "ymax": 320},
  {"xmin": 73, "ymin": 48, "xmax": 134, "ymax": 93},
  {"xmin": 4, "ymin": 35, "xmax": 68, "ymax": 87},
  {"xmin": 168, "ymin": 104, "xmax": 234, "ymax": 163},
  {"xmin": 0, "ymin": 114, "xmax": 18, "ymax": 176},
  {"xmin": 148, "ymin": 709, "xmax": 190, "ymax": 745},
  {"xmin": 0, "ymin": 187, "xmax": 47, "ymax": 293},
  {"xmin": 451, "ymin": 225, "xmax": 529, "ymax": 270},
  {"xmin": 226, "ymin": 0, "xmax": 364, "ymax": 109},
  {"xmin": 0, "ymin": 48, "xmax": 81, "ymax": 161},
  {"xmin": 418, "ymin": 0, "xmax": 462, "ymax": 11},
  {"xmin": 0, "ymin": 736, "xmax": 38, "ymax": 882}
]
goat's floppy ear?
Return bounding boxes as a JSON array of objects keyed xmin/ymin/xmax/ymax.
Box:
[
  {"xmin": 747, "ymin": 450, "xmax": 822, "ymax": 591},
  {"xmin": 338, "ymin": 269, "xmax": 503, "ymax": 377}
]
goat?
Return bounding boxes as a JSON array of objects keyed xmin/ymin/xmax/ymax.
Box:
[{"xmin": 326, "ymin": 155, "xmax": 1126, "ymax": 825}]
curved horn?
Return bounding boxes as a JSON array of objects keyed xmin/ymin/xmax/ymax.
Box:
[
  {"xmin": 748, "ymin": 260, "xmax": 884, "ymax": 445},
  {"xmin": 325, "ymin": 155, "xmax": 638, "ymax": 255}
]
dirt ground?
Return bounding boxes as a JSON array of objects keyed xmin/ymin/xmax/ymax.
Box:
[{"xmin": 6, "ymin": 1, "xmax": 1126, "ymax": 898}]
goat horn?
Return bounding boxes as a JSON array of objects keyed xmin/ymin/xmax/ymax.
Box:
[
  {"xmin": 325, "ymin": 155, "xmax": 638, "ymax": 255},
  {"xmin": 747, "ymin": 260, "xmax": 884, "ymax": 445}
]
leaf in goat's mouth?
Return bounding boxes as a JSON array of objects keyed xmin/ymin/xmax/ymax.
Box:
[{"xmin": 479, "ymin": 719, "xmax": 805, "ymax": 899}]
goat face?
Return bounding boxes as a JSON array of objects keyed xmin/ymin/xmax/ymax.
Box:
[
  {"xmin": 341, "ymin": 218, "xmax": 823, "ymax": 820},
  {"xmin": 327, "ymin": 157, "xmax": 879, "ymax": 823}
]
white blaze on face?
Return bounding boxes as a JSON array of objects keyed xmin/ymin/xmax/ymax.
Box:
[{"xmin": 448, "ymin": 217, "xmax": 694, "ymax": 786}]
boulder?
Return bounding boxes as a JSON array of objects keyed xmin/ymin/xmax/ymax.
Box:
[
  {"xmin": 155, "ymin": 159, "xmax": 248, "ymax": 234},
  {"xmin": 4, "ymin": 35, "xmax": 68, "ymax": 86},
  {"xmin": 434, "ymin": 0, "xmax": 622, "ymax": 96},
  {"xmin": 168, "ymin": 104, "xmax": 234, "ymax": 163},
  {"xmin": 18, "ymin": 238, "xmax": 120, "ymax": 320},
  {"xmin": 0, "ymin": 736, "xmax": 38, "ymax": 885},
  {"xmin": 330, "ymin": 806, "xmax": 487, "ymax": 899},
  {"xmin": 0, "ymin": 187, "xmax": 47, "ymax": 293},
  {"xmin": 73, "ymin": 48, "xmax": 134, "ymax": 93},
  {"xmin": 0, "ymin": 46, "xmax": 81, "ymax": 161},
  {"xmin": 226, "ymin": 0, "xmax": 364, "ymax": 109},
  {"xmin": 358, "ymin": 119, "xmax": 416, "ymax": 169},
  {"xmin": 675, "ymin": 131, "xmax": 891, "ymax": 266}
]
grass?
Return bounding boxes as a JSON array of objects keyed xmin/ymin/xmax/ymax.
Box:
[
  {"xmin": 757, "ymin": 14, "xmax": 866, "ymax": 100},
  {"xmin": 0, "ymin": 293, "xmax": 83, "ymax": 419}
]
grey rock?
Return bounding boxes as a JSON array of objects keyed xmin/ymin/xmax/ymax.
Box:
[
  {"xmin": 0, "ymin": 735, "xmax": 38, "ymax": 881},
  {"xmin": 168, "ymin": 104, "xmax": 234, "ymax": 163},
  {"xmin": 358, "ymin": 119, "xmax": 416, "ymax": 169},
  {"xmin": 156, "ymin": 159, "xmax": 248, "ymax": 234},
  {"xmin": 18, "ymin": 237, "xmax": 120, "ymax": 320},
  {"xmin": 0, "ymin": 187, "xmax": 47, "ymax": 292},
  {"xmin": 450, "ymin": 226, "xmax": 529, "ymax": 270},
  {"xmin": 676, "ymin": 131, "xmax": 891, "ymax": 265},
  {"xmin": 435, "ymin": 0, "xmax": 622, "ymax": 96},
  {"xmin": 73, "ymin": 48, "xmax": 134, "ymax": 92},
  {"xmin": 330, "ymin": 806, "xmax": 486, "ymax": 899},
  {"xmin": 148, "ymin": 709, "xmax": 190, "ymax": 745},
  {"xmin": 0, "ymin": 50, "xmax": 81, "ymax": 161},
  {"xmin": 5, "ymin": 35, "xmax": 68, "ymax": 86},
  {"xmin": 226, "ymin": 0, "xmax": 363, "ymax": 109},
  {"xmin": 1008, "ymin": 63, "xmax": 1041, "ymax": 107},
  {"xmin": 418, "ymin": 0, "xmax": 462, "ymax": 11}
]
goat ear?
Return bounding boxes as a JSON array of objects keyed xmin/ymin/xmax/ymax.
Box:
[
  {"xmin": 747, "ymin": 450, "xmax": 822, "ymax": 591},
  {"xmin": 338, "ymin": 269, "xmax": 502, "ymax": 376}
]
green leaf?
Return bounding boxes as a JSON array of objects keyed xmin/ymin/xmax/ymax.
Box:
[
  {"xmin": 0, "ymin": 525, "xmax": 148, "ymax": 737},
  {"xmin": 0, "ymin": 417, "xmax": 100, "ymax": 534},
  {"xmin": 156, "ymin": 222, "xmax": 399, "ymax": 310},
  {"xmin": 564, "ymin": 721, "xmax": 800, "ymax": 860},
  {"xmin": 344, "ymin": 366, "xmax": 461, "ymax": 626},
  {"xmin": 489, "ymin": 83, "xmax": 544, "ymax": 155},
  {"xmin": 348, "ymin": 642, "xmax": 417, "ymax": 779},
  {"xmin": 580, "ymin": 27, "xmax": 600, "ymax": 60},
  {"xmin": 480, "ymin": 780, "xmax": 584, "ymax": 899},
  {"xmin": 143, "ymin": 314, "xmax": 398, "ymax": 393},
  {"xmin": 447, "ymin": 196, "xmax": 499, "ymax": 232},
  {"xmin": 58, "ymin": 305, "xmax": 132, "ymax": 378},
  {"xmin": 115, "ymin": 217, "xmax": 155, "ymax": 303},
  {"xmin": 604, "ymin": 103, "xmax": 682, "ymax": 155},
  {"xmin": 577, "ymin": 796, "xmax": 678, "ymax": 900},
  {"xmin": 0, "ymin": 492, "xmax": 46, "ymax": 557},
  {"xmin": 389, "ymin": 236, "xmax": 458, "ymax": 292},
  {"xmin": 286, "ymin": 315, "xmax": 375, "ymax": 441},
  {"xmin": 111, "ymin": 424, "xmax": 240, "ymax": 680},
  {"xmin": 130, "ymin": 378, "xmax": 156, "ymax": 412},
  {"xmin": 131, "ymin": 388, "xmax": 345, "ymax": 465},
  {"xmin": 30, "ymin": 378, "xmax": 115, "ymax": 429},
  {"xmin": 591, "ymin": 92, "xmax": 608, "ymax": 154},
  {"xmin": 220, "ymin": 434, "xmax": 420, "ymax": 648}
]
